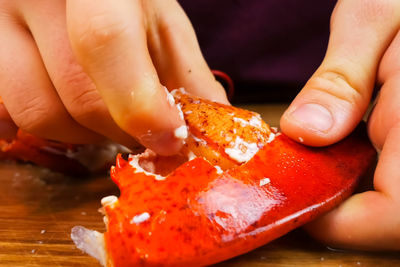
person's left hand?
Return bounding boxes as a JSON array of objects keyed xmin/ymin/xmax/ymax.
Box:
[{"xmin": 280, "ymin": 0, "xmax": 400, "ymax": 250}]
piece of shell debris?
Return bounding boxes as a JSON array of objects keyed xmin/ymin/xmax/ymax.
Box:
[
  {"xmin": 174, "ymin": 125, "xmax": 188, "ymax": 139},
  {"xmin": 259, "ymin": 178, "xmax": 271, "ymax": 186},
  {"xmin": 101, "ymin": 195, "xmax": 118, "ymax": 207},
  {"xmin": 130, "ymin": 212, "xmax": 151, "ymax": 225}
]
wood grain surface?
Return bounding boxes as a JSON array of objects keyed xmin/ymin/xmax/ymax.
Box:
[{"xmin": 0, "ymin": 104, "xmax": 399, "ymax": 266}]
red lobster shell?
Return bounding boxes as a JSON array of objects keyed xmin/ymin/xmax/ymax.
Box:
[{"xmin": 71, "ymin": 90, "xmax": 376, "ymax": 266}]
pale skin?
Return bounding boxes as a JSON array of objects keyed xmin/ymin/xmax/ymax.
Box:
[{"xmin": 0, "ymin": 0, "xmax": 399, "ymax": 250}]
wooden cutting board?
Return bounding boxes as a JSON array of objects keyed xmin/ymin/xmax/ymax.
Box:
[{"xmin": 0, "ymin": 104, "xmax": 399, "ymax": 266}]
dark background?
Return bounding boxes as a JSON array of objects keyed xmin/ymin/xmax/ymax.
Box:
[{"xmin": 179, "ymin": 0, "xmax": 337, "ymax": 103}]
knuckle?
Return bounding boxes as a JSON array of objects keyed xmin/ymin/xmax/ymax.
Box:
[
  {"xmin": 67, "ymin": 89, "xmax": 106, "ymax": 124},
  {"xmin": 73, "ymin": 13, "xmax": 128, "ymax": 54},
  {"xmin": 351, "ymin": 0, "xmax": 398, "ymax": 25},
  {"xmin": 51, "ymin": 64, "xmax": 104, "ymax": 124},
  {"xmin": 0, "ymin": 3, "xmax": 12, "ymax": 24},
  {"xmin": 307, "ymin": 71, "xmax": 365, "ymax": 105},
  {"xmin": 363, "ymin": 0, "xmax": 397, "ymax": 19},
  {"xmin": 11, "ymin": 97, "xmax": 54, "ymax": 134},
  {"xmin": 55, "ymin": 59, "xmax": 94, "ymax": 90},
  {"xmin": 333, "ymin": 0, "xmax": 400, "ymax": 28},
  {"xmin": 51, "ymin": 62, "xmax": 106, "ymax": 125}
]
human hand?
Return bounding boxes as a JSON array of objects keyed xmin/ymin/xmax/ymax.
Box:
[
  {"xmin": 280, "ymin": 0, "xmax": 400, "ymax": 250},
  {"xmin": 0, "ymin": 0, "xmax": 227, "ymax": 155}
]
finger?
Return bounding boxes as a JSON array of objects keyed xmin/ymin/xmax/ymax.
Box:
[
  {"xmin": 368, "ymin": 30, "xmax": 400, "ymax": 150},
  {"xmin": 373, "ymin": 122, "xmax": 400, "ymax": 198},
  {"xmin": 367, "ymin": 73, "xmax": 400, "ymax": 150},
  {"xmin": 19, "ymin": 0, "xmax": 141, "ymax": 149},
  {"xmin": 66, "ymin": 0, "xmax": 185, "ymax": 155},
  {"xmin": 144, "ymin": 0, "xmax": 229, "ymax": 104},
  {"xmin": 306, "ymin": 192, "xmax": 399, "ymax": 250},
  {"xmin": 0, "ymin": 11, "xmax": 102, "ymax": 143},
  {"xmin": 280, "ymin": 0, "xmax": 400, "ymax": 146},
  {"xmin": 306, "ymin": 124, "xmax": 400, "ymax": 250},
  {"xmin": 378, "ymin": 29, "xmax": 400, "ymax": 83}
]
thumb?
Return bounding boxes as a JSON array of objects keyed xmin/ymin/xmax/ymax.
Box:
[{"xmin": 280, "ymin": 0, "xmax": 400, "ymax": 146}]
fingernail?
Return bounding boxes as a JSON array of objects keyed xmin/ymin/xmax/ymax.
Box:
[
  {"xmin": 289, "ymin": 103, "xmax": 333, "ymax": 132},
  {"xmin": 138, "ymin": 130, "xmax": 182, "ymax": 156}
]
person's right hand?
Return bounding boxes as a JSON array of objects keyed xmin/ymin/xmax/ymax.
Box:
[
  {"xmin": 0, "ymin": 0, "xmax": 228, "ymax": 155},
  {"xmin": 280, "ymin": 0, "xmax": 400, "ymax": 250}
]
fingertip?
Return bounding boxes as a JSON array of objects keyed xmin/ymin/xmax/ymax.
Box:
[
  {"xmin": 280, "ymin": 116, "xmax": 325, "ymax": 147},
  {"xmin": 137, "ymin": 129, "xmax": 184, "ymax": 156},
  {"xmin": 113, "ymin": 85, "xmax": 187, "ymax": 156},
  {"xmin": 280, "ymin": 81, "xmax": 367, "ymax": 147},
  {"xmin": 204, "ymin": 81, "xmax": 230, "ymax": 105},
  {"xmin": 213, "ymin": 82, "xmax": 231, "ymax": 105},
  {"xmin": 135, "ymin": 104, "xmax": 186, "ymax": 156},
  {"xmin": 280, "ymin": 102, "xmax": 337, "ymax": 147},
  {"xmin": 179, "ymin": 76, "xmax": 230, "ymax": 105},
  {"xmin": 138, "ymin": 119, "xmax": 186, "ymax": 156}
]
